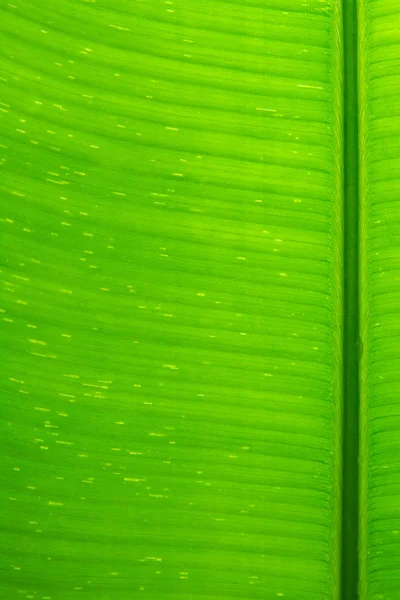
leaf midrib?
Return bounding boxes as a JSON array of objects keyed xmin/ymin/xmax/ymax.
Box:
[{"xmin": 341, "ymin": 0, "xmax": 360, "ymax": 599}]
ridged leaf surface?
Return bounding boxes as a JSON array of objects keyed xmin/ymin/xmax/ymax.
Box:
[
  {"xmin": 0, "ymin": 1, "xmax": 344, "ymax": 599},
  {"xmin": 359, "ymin": 1, "xmax": 400, "ymax": 598}
]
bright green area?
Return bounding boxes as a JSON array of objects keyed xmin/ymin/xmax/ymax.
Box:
[
  {"xmin": 358, "ymin": 1, "xmax": 400, "ymax": 599},
  {"xmin": 0, "ymin": 1, "xmax": 345, "ymax": 599}
]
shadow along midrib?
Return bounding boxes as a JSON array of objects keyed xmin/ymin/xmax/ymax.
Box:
[{"xmin": 341, "ymin": 0, "xmax": 360, "ymax": 598}]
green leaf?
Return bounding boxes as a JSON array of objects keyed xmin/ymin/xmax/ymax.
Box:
[
  {"xmin": 0, "ymin": 1, "xmax": 344, "ymax": 598},
  {"xmin": 2, "ymin": 0, "xmax": 400, "ymax": 599},
  {"xmin": 358, "ymin": 1, "xmax": 400, "ymax": 598}
]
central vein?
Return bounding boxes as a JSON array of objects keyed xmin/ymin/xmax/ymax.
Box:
[{"xmin": 341, "ymin": 0, "xmax": 360, "ymax": 598}]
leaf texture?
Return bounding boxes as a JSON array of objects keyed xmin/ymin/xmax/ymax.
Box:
[
  {"xmin": 0, "ymin": 1, "xmax": 343, "ymax": 599},
  {"xmin": 359, "ymin": 1, "xmax": 400, "ymax": 598}
]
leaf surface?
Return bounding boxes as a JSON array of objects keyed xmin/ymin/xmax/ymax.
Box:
[
  {"xmin": 1, "ymin": 1, "xmax": 344, "ymax": 599},
  {"xmin": 359, "ymin": 1, "xmax": 400, "ymax": 598}
]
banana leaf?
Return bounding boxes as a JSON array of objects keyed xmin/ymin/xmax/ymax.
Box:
[{"xmin": 0, "ymin": 1, "xmax": 399, "ymax": 599}]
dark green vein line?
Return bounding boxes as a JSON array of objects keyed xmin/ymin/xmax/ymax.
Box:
[{"xmin": 341, "ymin": 0, "xmax": 360, "ymax": 599}]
